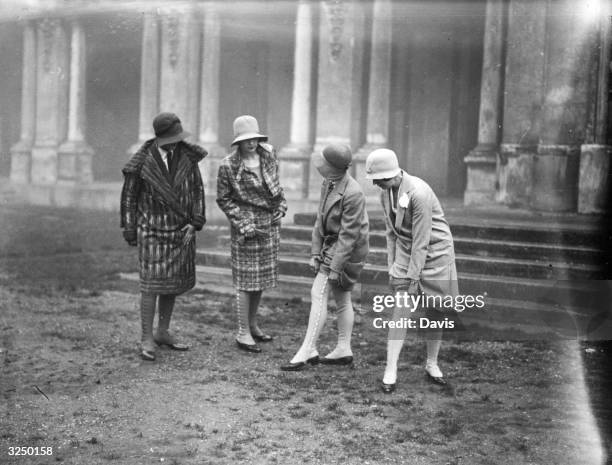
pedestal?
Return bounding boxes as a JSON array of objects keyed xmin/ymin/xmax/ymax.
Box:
[{"xmin": 578, "ymin": 144, "xmax": 612, "ymax": 214}]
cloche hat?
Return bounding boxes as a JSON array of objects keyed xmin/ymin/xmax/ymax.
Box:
[
  {"xmin": 365, "ymin": 148, "xmax": 402, "ymax": 179},
  {"xmin": 153, "ymin": 112, "xmax": 190, "ymax": 146},
  {"xmin": 231, "ymin": 115, "xmax": 268, "ymax": 146}
]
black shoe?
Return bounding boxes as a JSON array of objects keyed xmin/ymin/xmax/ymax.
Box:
[
  {"xmin": 140, "ymin": 348, "xmax": 156, "ymax": 361},
  {"xmin": 280, "ymin": 356, "xmax": 320, "ymax": 371},
  {"xmin": 252, "ymin": 333, "xmax": 273, "ymax": 343},
  {"xmin": 320, "ymin": 355, "xmax": 353, "ymax": 365},
  {"xmin": 381, "ymin": 382, "xmax": 396, "ymax": 393},
  {"xmin": 426, "ymin": 372, "xmax": 447, "ymax": 385},
  {"xmin": 236, "ymin": 340, "xmax": 262, "ymax": 353}
]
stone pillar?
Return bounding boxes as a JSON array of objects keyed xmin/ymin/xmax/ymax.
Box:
[
  {"xmin": 354, "ymin": 0, "xmax": 392, "ymax": 197},
  {"xmin": 578, "ymin": 9, "xmax": 612, "ymax": 214},
  {"xmin": 159, "ymin": 7, "xmax": 200, "ymax": 139},
  {"xmin": 497, "ymin": 0, "xmax": 547, "ymax": 206},
  {"xmin": 130, "ymin": 11, "xmax": 160, "ymax": 153},
  {"xmin": 10, "ymin": 21, "xmax": 37, "ymax": 184},
  {"xmin": 279, "ymin": 0, "xmax": 315, "ymax": 199},
  {"xmin": 198, "ymin": 2, "xmax": 224, "ymax": 192},
  {"xmin": 463, "ymin": 0, "xmax": 505, "ymax": 205},
  {"xmin": 309, "ymin": 0, "xmax": 365, "ymax": 198},
  {"xmin": 58, "ymin": 20, "xmax": 93, "ymax": 183},
  {"xmin": 531, "ymin": 0, "xmax": 598, "ymax": 212},
  {"xmin": 31, "ymin": 18, "xmax": 69, "ymax": 185}
]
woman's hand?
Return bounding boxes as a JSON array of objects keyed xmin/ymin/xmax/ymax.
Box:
[
  {"xmin": 271, "ymin": 211, "xmax": 283, "ymax": 226},
  {"xmin": 181, "ymin": 224, "xmax": 196, "ymax": 246},
  {"xmin": 309, "ymin": 257, "xmax": 320, "ymax": 275},
  {"xmin": 328, "ymin": 270, "xmax": 340, "ymax": 287}
]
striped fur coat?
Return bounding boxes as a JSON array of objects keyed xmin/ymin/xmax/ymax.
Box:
[{"xmin": 121, "ymin": 139, "xmax": 207, "ymax": 294}]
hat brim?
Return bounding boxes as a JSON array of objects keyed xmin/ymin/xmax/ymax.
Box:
[
  {"xmin": 231, "ymin": 133, "xmax": 268, "ymax": 146},
  {"xmin": 365, "ymin": 167, "xmax": 402, "ymax": 180},
  {"xmin": 157, "ymin": 130, "xmax": 191, "ymax": 146}
]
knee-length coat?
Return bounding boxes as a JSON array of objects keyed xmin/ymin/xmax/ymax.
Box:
[
  {"xmin": 216, "ymin": 143, "xmax": 287, "ymax": 291},
  {"xmin": 120, "ymin": 139, "xmax": 207, "ymax": 295},
  {"xmin": 311, "ymin": 173, "xmax": 369, "ymax": 290}
]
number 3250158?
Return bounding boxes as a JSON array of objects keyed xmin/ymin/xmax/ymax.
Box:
[{"xmin": 8, "ymin": 446, "xmax": 53, "ymax": 456}]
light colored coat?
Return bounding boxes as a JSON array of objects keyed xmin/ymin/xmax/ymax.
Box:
[{"xmin": 381, "ymin": 171, "xmax": 455, "ymax": 281}]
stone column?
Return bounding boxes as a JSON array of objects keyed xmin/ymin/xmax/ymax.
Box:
[
  {"xmin": 159, "ymin": 7, "xmax": 200, "ymax": 139},
  {"xmin": 10, "ymin": 21, "xmax": 37, "ymax": 184},
  {"xmin": 198, "ymin": 2, "xmax": 223, "ymax": 192},
  {"xmin": 354, "ymin": 0, "xmax": 392, "ymax": 197},
  {"xmin": 130, "ymin": 11, "xmax": 160, "ymax": 154},
  {"xmin": 497, "ymin": 0, "xmax": 547, "ymax": 206},
  {"xmin": 309, "ymin": 0, "xmax": 365, "ymax": 198},
  {"xmin": 31, "ymin": 18, "xmax": 69, "ymax": 185},
  {"xmin": 530, "ymin": 0, "xmax": 598, "ymax": 212},
  {"xmin": 279, "ymin": 0, "xmax": 316, "ymax": 199},
  {"xmin": 578, "ymin": 8, "xmax": 612, "ymax": 214},
  {"xmin": 463, "ymin": 0, "xmax": 505, "ymax": 205},
  {"xmin": 58, "ymin": 19, "xmax": 93, "ymax": 183}
]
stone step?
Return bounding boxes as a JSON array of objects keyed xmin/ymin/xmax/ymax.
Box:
[
  {"xmin": 292, "ymin": 213, "xmax": 611, "ymax": 247},
  {"xmin": 195, "ymin": 248, "xmax": 604, "ymax": 305},
  {"xmin": 279, "ymin": 225, "xmax": 604, "ymax": 265},
  {"xmin": 192, "ymin": 254, "xmax": 611, "ymax": 338},
  {"xmin": 214, "ymin": 236, "xmax": 604, "ymax": 280}
]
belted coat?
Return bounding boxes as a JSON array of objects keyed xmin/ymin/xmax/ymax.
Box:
[{"xmin": 311, "ymin": 173, "xmax": 369, "ymax": 290}]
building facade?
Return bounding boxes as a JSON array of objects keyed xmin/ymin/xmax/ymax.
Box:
[{"xmin": 0, "ymin": 0, "xmax": 610, "ymax": 214}]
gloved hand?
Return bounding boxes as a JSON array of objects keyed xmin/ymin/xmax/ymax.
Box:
[
  {"xmin": 328, "ymin": 270, "xmax": 340, "ymax": 287},
  {"xmin": 309, "ymin": 256, "xmax": 320, "ymax": 275},
  {"xmin": 271, "ymin": 211, "xmax": 283, "ymax": 226},
  {"xmin": 123, "ymin": 230, "xmax": 137, "ymax": 246}
]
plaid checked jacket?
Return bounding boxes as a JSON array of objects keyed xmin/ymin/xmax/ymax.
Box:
[{"xmin": 216, "ymin": 143, "xmax": 287, "ymax": 237}]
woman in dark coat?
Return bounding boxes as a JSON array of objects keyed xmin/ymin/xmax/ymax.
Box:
[
  {"xmin": 217, "ymin": 115, "xmax": 287, "ymax": 353},
  {"xmin": 281, "ymin": 144, "xmax": 369, "ymax": 370},
  {"xmin": 121, "ymin": 112, "xmax": 207, "ymax": 361}
]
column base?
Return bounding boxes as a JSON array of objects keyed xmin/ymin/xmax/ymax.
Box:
[
  {"xmin": 463, "ymin": 145, "xmax": 498, "ymax": 206},
  {"xmin": 57, "ymin": 140, "xmax": 94, "ymax": 183},
  {"xmin": 578, "ymin": 144, "xmax": 612, "ymax": 214},
  {"xmin": 9, "ymin": 140, "xmax": 33, "ymax": 184},
  {"xmin": 279, "ymin": 143, "xmax": 312, "ymax": 199},
  {"xmin": 497, "ymin": 144, "xmax": 535, "ymax": 208},
  {"xmin": 354, "ymin": 143, "xmax": 387, "ymax": 199},
  {"xmin": 31, "ymin": 144, "xmax": 60, "ymax": 185},
  {"xmin": 530, "ymin": 145, "xmax": 579, "ymax": 212}
]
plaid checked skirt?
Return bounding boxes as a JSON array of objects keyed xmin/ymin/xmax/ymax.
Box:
[{"xmin": 230, "ymin": 224, "xmax": 280, "ymax": 291}]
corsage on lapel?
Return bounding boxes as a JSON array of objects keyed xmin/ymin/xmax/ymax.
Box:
[{"xmin": 398, "ymin": 192, "xmax": 410, "ymax": 209}]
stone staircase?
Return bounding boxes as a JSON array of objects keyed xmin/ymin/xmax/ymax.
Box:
[{"xmin": 196, "ymin": 209, "xmax": 612, "ymax": 336}]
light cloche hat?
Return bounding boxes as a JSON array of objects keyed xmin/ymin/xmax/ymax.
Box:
[{"xmin": 231, "ymin": 115, "xmax": 268, "ymax": 146}]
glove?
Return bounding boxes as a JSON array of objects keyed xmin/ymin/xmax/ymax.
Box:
[
  {"xmin": 271, "ymin": 211, "xmax": 283, "ymax": 226},
  {"xmin": 328, "ymin": 270, "xmax": 340, "ymax": 287},
  {"xmin": 309, "ymin": 256, "xmax": 320, "ymax": 276},
  {"xmin": 123, "ymin": 230, "xmax": 137, "ymax": 247}
]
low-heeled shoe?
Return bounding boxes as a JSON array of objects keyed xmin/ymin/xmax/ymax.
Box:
[
  {"xmin": 155, "ymin": 338, "xmax": 189, "ymax": 351},
  {"xmin": 280, "ymin": 355, "xmax": 320, "ymax": 371},
  {"xmin": 236, "ymin": 340, "xmax": 262, "ymax": 353},
  {"xmin": 252, "ymin": 333, "xmax": 273, "ymax": 343},
  {"xmin": 381, "ymin": 382, "xmax": 396, "ymax": 393},
  {"xmin": 426, "ymin": 372, "xmax": 447, "ymax": 385},
  {"xmin": 320, "ymin": 355, "xmax": 353, "ymax": 365},
  {"xmin": 140, "ymin": 348, "xmax": 156, "ymax": 361}
]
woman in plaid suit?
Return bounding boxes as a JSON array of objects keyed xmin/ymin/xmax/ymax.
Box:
[
  {"xmin": 217, "ymin": 115, "xmax": 287, "ymax": 353},
  {"xmin": 121, "ymin": 112, "xmax": 207, "ymax": 361}
]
